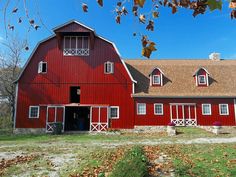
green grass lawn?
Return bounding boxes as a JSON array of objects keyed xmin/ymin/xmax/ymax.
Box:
[{"xmin": 0, "ymin": 127, "xmax": 235, "ymax": 177}]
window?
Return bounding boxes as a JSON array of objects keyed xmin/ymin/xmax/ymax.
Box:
[
  {"xmin": 153, "ymin": 75, "xmax": 160, "ymax": 85},
  {"xmin": 137, "ymin": 103, "xmax": 146, "ymax": 115},
  {"xmin": 219, "ymin": 104, "xmax": 229, "ymax": 115},
  {"xmin": 29, "ymin": 106, "xmax": 39, "ymax": 118},
  {"xmin": 154, "ymin": 103, "xmax": 163, "ymax": 115},
  {"xmin": 70, "ymin": 86, "xmax": 80, "ymax": 103},
  {"xmin": 198, "ymin": 75, "xmax": 206, "ymax": 84},
  {"xmin": 110, "ymin": 106, "xmax": 119, "ymax": 119},
  {"xmin": 63, "ymin": 36, "xmax": 89, "ymax": 56},
  {"xmin": 202, "ymin": 104, "xmax": 211, "ymax": 115},
  {"xmin": 38, "ymin": 62, "xmax": 47, "ymax": 73},
  {"xmin": 104, "ymin": 61, "xmax": 114, "ymax": 74}
]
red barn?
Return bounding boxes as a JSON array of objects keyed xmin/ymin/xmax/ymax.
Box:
[{"xmin": 14, "ymin": 20, "xmax": 236, "ymax": 133}]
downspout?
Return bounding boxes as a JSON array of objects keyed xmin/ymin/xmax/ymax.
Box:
[{"xmin": 234, "ymin": 99, "xmax": 236, "ymax": 125}]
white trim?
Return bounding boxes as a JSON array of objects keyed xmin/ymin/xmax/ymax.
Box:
[
  {"xmin": 152, "ymin": 75, "xmax": 161, "ymax": 85},
  {"xmin": 149, "ymin": 67, "xmax": 165, "ymax": 76},
  {"xmin": 193, "ymin": 67, "xmax": 210, "ymax": 76},
  {"xmin": 219, "ymin": 104, "xmax": 229, "ymax": 115},
  {"xmin": 154, "ymin": 103, "xmax": 163, "ymax": 115},
  {"xmin": 137, "ymin": 103, "xmax": 146, "ymax": 115},
  {"xmin": 29, "ymin": 106, "xmax": 40, "ymax": 118},
  {"xmin": 109, "ymin": 106, "xmax": 119, "ymax": 119},
  {"xmin": 202, "ymin": 104, "xmax": 211, "ymax": 115},
  {"xmin": 13, "ymin": 83, "xmax": 18, "ymax": 129},
  {"xmin": 121, "ymin": 59, "xmax": 137, "ymax": 83},
  {"xmin": 198, "ymin": 75, "xmax": 206, "ymax": 85},
  {"xmin": 104, "ymin": 61, "xmax": 114, "ymax": 74},
  {"xmin": 38, "ymin": 61, "xmax": 47, "ymax": 74}
]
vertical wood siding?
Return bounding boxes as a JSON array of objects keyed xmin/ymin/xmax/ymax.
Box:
[
  {"xmin": 16, "ymin": 34, "xmax": 135, "ymax": 129},
  {"xmin": 134, "ymin": 98, "xmax": 235, "ymax": 126}
]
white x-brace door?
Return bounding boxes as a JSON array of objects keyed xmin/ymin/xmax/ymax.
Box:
[
  {"xmin": 90, "ymin": 106, "xmax": 109, "ymax": 132},
  {"xmin": 170, "ymin": 103, "xmax": 197, "ymax": 126},
  {"xmin": 46, "ymin": 106, "xmax": 65, "ymax": 133}
]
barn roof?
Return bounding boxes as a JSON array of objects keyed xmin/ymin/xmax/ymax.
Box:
[{"xmin": 125, "ymin": 59, "xmax": 236, "ymax": 97}]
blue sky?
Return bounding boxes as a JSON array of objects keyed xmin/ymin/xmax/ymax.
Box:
[{"xmin": 0, "ymin": 0, "xmax": 236, "ymax": 62}]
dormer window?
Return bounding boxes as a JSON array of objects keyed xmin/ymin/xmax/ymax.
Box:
[
  {"xmin": 63, "ymin": 36, "xmax": 89, "ymax": 56},
  {"xmin": 149, "ymin": 67, "xmax": 164, "ymax": 86},
  {"xmin": 153, "ymin": 75, "xmax": 160, "ymax": 85},
  {"xmin": 193, "ymin": 67, "xmax": 210, "ymax": 87},
  {"xmin": 38, "ymin": 61, "xmax": 47, "ymax": 74},
  {"xmin": 104, "ymin": 61, "xmax": 114, "ymax": 74},
  {"xmin": 198, "ymin": 75, "xmax": 206, "ymax": 85}
]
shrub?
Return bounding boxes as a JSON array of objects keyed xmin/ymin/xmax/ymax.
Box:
[
  {"xmin": 52, "ymin": 122, "xmax": 63, "ymax": 135},
  {"xmin": 213, "ymin": 121, "xmax": 222, "ymax": 126},
  {"xmin": 0, "ymin": 115, "xmax": 13, "ymax": 134},
  {"xmin": 109, "ymin": 146, "xmax": 148, "ymax": 177}
]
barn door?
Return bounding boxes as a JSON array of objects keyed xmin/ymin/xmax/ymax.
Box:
[
  {"xmin": 46, "ymin": 106, "xmax": 65, "ymax": 133},
  {"xmin": 170, "ymin": 104, "xmax": 197, "ymax": 126},
  {"xmin": 90, "ymin": 106, "xmax": 109, "ymax": 132}
]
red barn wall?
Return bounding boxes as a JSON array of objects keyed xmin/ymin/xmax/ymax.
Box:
[
  {"xmin": 16, "ymin": 36, "xmax": 135, "ymax": 129},
  {"xmin": 134, "ymin": 98, "xmax": 235, "ymax": 126}
]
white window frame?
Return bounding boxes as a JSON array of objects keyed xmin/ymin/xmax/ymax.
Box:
[
  {"xmin": 202, "ymin": 104, "xmax": 211, "ymax": 115},
  {"xmin": 154, "ymin": 103, "xmax": 163, "ymax": 115},
  {"xmin": 153, "ymin": 75, "xmax": 161, "ymax": 85},
  {"xmin": 63, "ymin": 36, "xmax": 89, "ymax": 56},
  {"xmin": 219, "ymin": 104, "xmax": 229, "ymax": 115},
  {"xmin": 137, "ymin": 103, "xmax": 146, "ymax": 115},
  {"xmin": 104, "ymin": 61, "xmax": 114, "ymax": 74},
  {"xmin": 109, "ymin": 106, "xmax": 119, "ymax": 119},
  {"xmin": 29, "ymin": 106, "xmax": 40, "ymax": 118},
  {"xmin": 198, "ymin": 75, "xmax": 206, "ymax": 85},
  {"xmin": 38, "ymin": 61, "xmax": 47, "ymax": 74}
]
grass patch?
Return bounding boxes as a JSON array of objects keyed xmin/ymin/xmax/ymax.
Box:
[
  {"xmin": 162, "ymin": 144, "xmax": 236, "ymax": 177},
  {"xmin": 110, "ymin": 146, "xmax": 148, "ymax": 177}
]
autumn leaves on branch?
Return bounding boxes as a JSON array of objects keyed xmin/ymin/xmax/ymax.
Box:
[{"xmin": 81, "ymin": 0, "xmax": 236, "ymax": 58}]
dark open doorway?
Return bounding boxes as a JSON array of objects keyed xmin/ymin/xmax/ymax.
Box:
[
  {"xmin": 64, "ymin": 107, "xmax": 90, "ymax": 131},
  {"xmin": 70, "ymin": 86, "xmax": 80, "ymax": 103}
]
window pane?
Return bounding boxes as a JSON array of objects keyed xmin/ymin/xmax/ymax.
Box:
[
  {"xmin": 220, "ymin": 104, "xmax": 228, "ymax": 115},
  {"xmin": 155, "ymin": 104, "xmax": 163, "ymax": 114},
  {"xmin": 138, "ymin": 104, "xmax": 146, "ymax": 114},
  {"xmin": 77, "ymin": 37, "xmax": 83, "ymax": 48},
  {"xmin": 64, "ymin": 37, "xmax": 70, "ymax": 49},
  {"xmin": 203, "ymin": 104, "xmax": 210, "ymax": 115},
  {"xmin": 42, "ymin": 63, "xmax": 47, "ymax": 73},
  {"xmin": 71, "ymin": 37, "xmax": 76, "ymax": 49},
  {"xmin": 110, "ymin": 108, "xmax": 118, "ymax": 118},
  {"xmin": 83, "ymin": 37, "xmax": 89, "ymax": 49},
  {"xmin": 153, "ymin": 75, "xmax": 160, "ymax": 84},
  {"xmin": 199, "ymin": 75, "xmax": 206, "ymax": 84},
  {"xmin": 30, "ymin": 107, "xmax": 39, "ymax": 118}
]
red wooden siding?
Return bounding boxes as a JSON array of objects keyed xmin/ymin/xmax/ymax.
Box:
[
  {"xmin": 16, "ymin": 33, "xmax": 135, "ymax": 129},
  {"xmin": 134, "ymin": 98, "xmax": 235, "ymax": 126}
]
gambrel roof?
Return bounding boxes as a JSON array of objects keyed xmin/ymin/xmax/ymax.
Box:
[{"xmin": 125, "ymin": 59, "xmax": 236, "ymax": 97}]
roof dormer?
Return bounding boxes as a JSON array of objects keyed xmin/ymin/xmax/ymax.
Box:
[
  {"xmin": 149, "ymin": 67, "xmax": 164, "ymax": 86},
  {"xmin": 193, "ymin": 67, "xmax": 210, "ymax": 87}
]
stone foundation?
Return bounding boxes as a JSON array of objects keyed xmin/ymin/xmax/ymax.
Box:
[
  {"xmin": 14, "ymin": 128, "xmax": 46, "ymax": 134},
  {"xmin": 198, "ymin": 126, "xmax": 223, "ymax": 135}
]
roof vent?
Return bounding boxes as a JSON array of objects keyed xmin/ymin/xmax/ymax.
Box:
[{"xmin": 209, "ymin": 52, "xmax": 221, "ymax": 61}]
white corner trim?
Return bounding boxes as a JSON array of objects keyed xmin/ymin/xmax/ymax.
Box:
[
  {"xmin": 121, "ymin": 59, "xmax": 137, "ymax": 83},
  {"xmin": 13, "ymin": 83, "xmax": 18, "ymax": 129}
]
